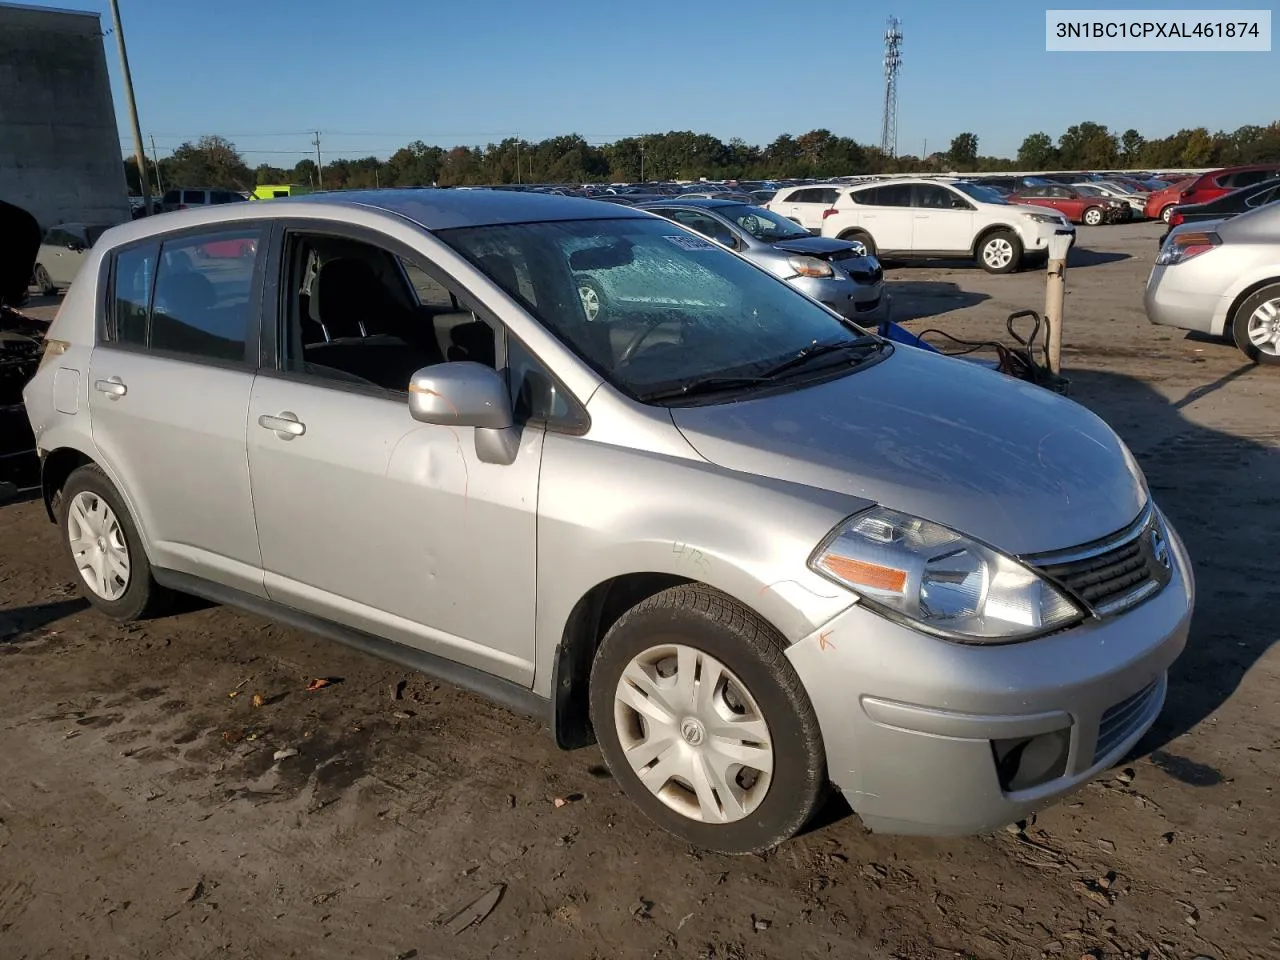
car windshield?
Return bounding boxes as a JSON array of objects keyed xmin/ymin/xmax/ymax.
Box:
[
  {"xmin": 713, "ymin": 203, "xmax": 811, "ymax": 240},
  {"xmin": 952, "ymin": 182, "xmax": 1008, "ymax": 204},
  {"xmin": 438, "ymin": 216, "xmax": 878, "ymax": 402}
]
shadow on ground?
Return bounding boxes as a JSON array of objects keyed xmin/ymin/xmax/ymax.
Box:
[
  {"xmin": 0, "ymin": 597, "xmax": 87, "ymax": 643},
  {"xmin": 887, "ymin": 281, "xmax": 990, "ymax": 323}
]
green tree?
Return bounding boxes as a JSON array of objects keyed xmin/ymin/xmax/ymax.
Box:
[
  {"xmin": 1057, "ymin": 122, "xmax": 1118, "ymax": 169},
  {"xmin": 161, "ymin": 135, "xmax": 252, "ymax": 190},
  {"xmin": 1180, "ymin": 128, "xmax": 1216, "ymax": 166},
  {"xmin": 385, "ymin": 141, "xmax": 442, "ymax": 186},
  {"xmin": 947, "ymin": 132, "xmax": 979, "ymax": 170},
  {"xmin": 1016, "ymin": 133, "xmax": 1057, "ymax": 168},
  {"xmin": 1120, "ymin": 129, "xmax": 1145, "ymax": 163}
]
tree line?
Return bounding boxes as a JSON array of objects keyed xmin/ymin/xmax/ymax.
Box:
[{"xmin": 124, "ymin": 121, "xmax": 1280, "ymax": 194}]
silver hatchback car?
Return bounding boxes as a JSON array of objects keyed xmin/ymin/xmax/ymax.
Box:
[
  {"xmin": 24, "ymin": 190, "xmax": 1192, "ymax": 853},
  {"xmin": 636, "ymin": 198, "xmax": 886, "ymax": 326}
]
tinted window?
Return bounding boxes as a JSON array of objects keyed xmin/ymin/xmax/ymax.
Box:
[
  {"xmin": 859, "ymin": 185, "xmax": 912, "ymax": 206},
  {"xmin": 181, "ymin": 190, "xmax": 206, "ymax": 205},
  {"xmin": 914, "ymin": 185, "xmax": 969, "ymax": 209},
  {"xmin": 162, "ymin": 190, "xmax": 180, "ymax": 204},
  {"xmin": 85, "ymin": 225, "xmax": 110, "ymax": 247},
  {"xmin": 400, "ymin": 258, "xmax": 457, "ymax": 309},
  {"xmin": 44, "ymin": 228, "xmax": 74, "ymax": 246},
  {"xmin": 148, "ymin": 229, "xmax": 261, "ymax": 361},
  {"xmin": 1227, "ymin": 170, "xmax": 1271, "ymax": 188},
  {"xmin": 662, "ymin": 209, "xmax": 737, "ymax": 246},
  {"xmin": 817, "ymin": 189, "xmax": 839, "ymax": 204},
  {"xmin": 112, "ymin": 243, "xmax": 158, "ymax": 346},
  {"xmin": 1246, "ymin": 184, "xmax": 1280, "ymax": 207}
]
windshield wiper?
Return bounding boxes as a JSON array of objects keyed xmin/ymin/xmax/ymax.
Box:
[
  {"xmin": 757, "ymin": 335, "xmax": 882, "ymax": 380},
  {"xmin": 640, "ymin": 375, "xmax": 776, "ymax": 403}
]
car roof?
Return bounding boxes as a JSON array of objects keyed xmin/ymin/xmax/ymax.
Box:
[
  {"xmin": 97, "ymin": 188, "xmax": 650, "ymax": 247},
  {"xmin": 636, "ymin": 197, "xmax": 742, "ymax": 210}
]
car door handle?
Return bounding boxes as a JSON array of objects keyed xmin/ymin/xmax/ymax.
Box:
[
  {"xmin": 258, "ymin": 412, "xmax": 306, "ymax": 439},
  {"xmin": 94, "ymin": 377, "xmax": 127, "ymax": 399}
]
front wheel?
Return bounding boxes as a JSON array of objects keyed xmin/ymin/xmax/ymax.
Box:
[
  {"xmin": 838, "ymin": 230, "xmax": 876, "ymax": 259},
  {"xmin": 1231, "ymin": 283, "xmax": 1280, "ymax": 367},
  {"xmin": 589, "ymin": 585, "xmax": 827, "ymax": 854},
  {"xmin": 58, "ymin": 464, "xmax": 171, "ymax": 620},
  {"xmin": 977, "ymin": 230, "xmax": 1022, "ymax": 274},
  {"xmin": 1083, "ymin": 206, "xmax": 1104, "ymax": 226}
]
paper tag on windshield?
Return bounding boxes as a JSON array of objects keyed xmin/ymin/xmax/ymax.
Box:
[{"xmin": 663, "ymin": 234, "xmax": 717, "ymax": 251}]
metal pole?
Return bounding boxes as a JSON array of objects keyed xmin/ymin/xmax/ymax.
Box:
[
  {"xmin": 1044, "ymin": 234, "xmax": 1071, "ymax": 376},
  {"xmin": 516, "ymin": 139, "xmax": 521, "ymax": 184},
  {"xmin": 639, "ymin": 143, "xmax": 645, "ymax": 182},
  {"xmin": 149, "ymin": 134, "xmax": 164, "ymax": 194},
  {"xmin": 108, "ymin": 0, "xmax": 152, "ymax": 216},
  {"xmin": 313, "ymin": 131, "xmax": 323, "ymax": 188}
]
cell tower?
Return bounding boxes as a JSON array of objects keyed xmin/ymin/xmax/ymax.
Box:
[{"xmin": 880, "ymin": 17, "xmax": 903, "ymax": 158}]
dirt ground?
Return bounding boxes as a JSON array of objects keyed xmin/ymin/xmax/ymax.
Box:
[{"xmin": 2, "ymin": 222, "xmax": 1277, "ymax": 960}]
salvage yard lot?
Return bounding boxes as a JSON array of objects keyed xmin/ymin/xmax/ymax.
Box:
[{"xmin": 1, "ymin": 221, "xmax": 1276, "ymax": 960}]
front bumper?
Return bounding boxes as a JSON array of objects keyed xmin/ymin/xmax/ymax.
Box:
[
  {"xmin": 791, "ymin": 274, "xmax": 888, "ymax": 324},
  {"xmin": 785, "ymin": 512, "xmax": 1193, "ymax": 836},
  {"xmin": 1021, "ymin": 222, "xmax": 1076, "ymax": 253}
]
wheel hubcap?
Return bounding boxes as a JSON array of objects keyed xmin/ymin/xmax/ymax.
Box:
[
  {"xmin": 613, "ymin": 643, "xmax": 773, "ymax": 824},
  {"xmin": 67, "ymin": 491, "xmax": 130, "ymax": 601},
  {"xmin": 984, "ymin": 239, "xmax": 1013, "ymax": 268},
  {"xmin": 1246, "ymin": 298, "xmax": 1280, "ymax": 356},
  {"xmin": 1086, "ymin": 210, "xmax": 1101, "ymax": 224}
]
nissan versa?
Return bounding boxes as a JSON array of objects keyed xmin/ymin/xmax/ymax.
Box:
[{"xmin": 23, "ymin": 191, "xmax": 1192, "ymax": 853}]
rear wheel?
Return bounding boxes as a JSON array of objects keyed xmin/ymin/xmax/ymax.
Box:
[
  {"xmin": 1231, "ymin": 283, "xmax": 1280, "ymax": 367},
  {"xmin": 1083, "ymin": 206, "xmax": 1104, "ymax": 226},
  {"xmin": 589, "ymin": 585, "xmax": 826, "ymax": 854},
  {"xmin": 1160, "ymin": 205, "xmax": 1176, "ymax": 223},
  {"xmin": 977, "ymin": 230, "xmax": 1022, "ymax": 274},
  {"xmin": 58, "ymin": 464, "xmax": 171, "ymax": 620}
]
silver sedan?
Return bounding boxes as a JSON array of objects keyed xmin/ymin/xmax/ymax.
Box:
[
  {"xmin": 1144, "ymin": 202, "xmax": 1280, "ymax": 366},
  {"xmin": 637, "ymin": 198, "xmax": 887, "ymax": 327}
]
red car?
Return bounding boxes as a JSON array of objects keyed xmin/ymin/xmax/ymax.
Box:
[
  {"xmin": 1144, "ymin": 177, "xmax": 1195, "ymax": 223},
  {"xmin": 1178, "ymin": 165, "xmax": 1280, "ymax": 207},
  {"xmin": 1009, "ymin": 185, "xmax": 1128, "ymax": 225}
]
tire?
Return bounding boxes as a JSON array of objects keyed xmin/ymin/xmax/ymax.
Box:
[
  {"xmin": 576, "ymin": 276, "xmax": 608, "ymax": 322},
  {"xmin": 589, "ymin": 585, "xmax": 826, "ymax": 855},
  {"xmin": 58, "ymin": 464, "xmax": 171, "ymax": 620},
  {"xmin": 33, "ymin": 264, "xmax": 55, "ymax": 296},
  {"xmin": 977, "ymin": 230, "xmax": 1022, "ymax": 274},
  {"xmin": 1082, "ymin": 206, "xmax": 1104, "ymax": 226},
  {"xmin": 1230, "ymin": 283, "xmax": 1280, "ymax": 367},
  {"xmin": 1160, "ymin": 205, "xmax": 1176, "ymax": 224},
  {"xmin": 838, "ymin": 230, "xmax": 876, "ymax": 259}
]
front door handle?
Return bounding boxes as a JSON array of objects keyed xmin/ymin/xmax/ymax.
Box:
[
  {"xmin": 258, "ymin": 412, "xmax": 306, "ymax": 439},
  {"xmin": 94, "ymin": 377, "xmax": 127, "ymax": 399}
]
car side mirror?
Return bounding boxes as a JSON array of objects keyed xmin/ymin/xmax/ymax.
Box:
[
  {"xmin": 408, "ymin": 362, "xmax": 520, "ymax": 465},
  {"xmin": 67, "ymin": 242, "xmax": 84, "ymax": 252}
]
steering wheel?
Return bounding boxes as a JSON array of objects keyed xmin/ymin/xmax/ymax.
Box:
[
  {"xmin": 617, "ymin": 317, "xmax": 672, "ymax": 366},
  {"xmin": 739, "ymin": 214, "xmax": 762, "ymax": 236}
]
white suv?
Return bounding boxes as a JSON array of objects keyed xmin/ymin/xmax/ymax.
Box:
[
  {"xmin": 767, "ymin": 184, "xmax": 845, "ymax": 233},
  {"xmin": 820, "ymin": 179, "xmax": 1075, "ymax": 274}
]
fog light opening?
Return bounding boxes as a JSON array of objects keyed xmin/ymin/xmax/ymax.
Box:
[{"xmin": 992, "ymin": 728, "xmax": 1071, "ymax": 793}]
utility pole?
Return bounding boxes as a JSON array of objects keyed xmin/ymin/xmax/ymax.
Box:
[
  {"xmin": 312, "ymin": 131, "xmax": 324, "ymax": 189},
  {"xmin": 516, "ymin": 138, "xmax": 521, "ymax": 184},
  {"xmin": 639, "ymin": 141, "xmax": 646, "ymax": 183},
  {"xmin": 149, "ymin": 133, "xmax": 164, "ymax": 195},
  {"xmin": 108, "ymin": 0, "xmax": 152, "ymax": 216}
]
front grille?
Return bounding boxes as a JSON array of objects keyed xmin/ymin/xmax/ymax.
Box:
[
  {"xmin": 854, "ymin": 295, "xmax": 882, "ymax": 313},
  {"xmin": 1025, "ymin": 504, "xmax": 1173, "ymax": 618},
  {"xmin": 1094, "ymin": 678, "xmax": 1162, "ymax": 762}
]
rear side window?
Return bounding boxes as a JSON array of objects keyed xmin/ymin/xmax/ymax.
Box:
[
  {"xmin": 108, "ymin": 228, "xmax": 261, "ymax": 363},
  {"xmin": 162, "ymin": 190, "xmax": 180, "ymax": 205},
  {"xmin": 854, "ymin": 185, "xmax": 912, "ymax": 206},
  {"xmin": 181, "ymin": 190, "xmax": 206, "ymax": 205}
]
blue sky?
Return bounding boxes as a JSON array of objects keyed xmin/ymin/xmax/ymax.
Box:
[{"xmin": 27, "ymin": 0, "xmax": 1277, "ymax": 164}]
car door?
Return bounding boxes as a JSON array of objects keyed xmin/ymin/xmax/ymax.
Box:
[
  {"xmin": 909, "ymin": 184, "xmax": 975, "ymax": 254},
  {"xmin": 88, "ymin": 224, "xmax": 267, "ymax": 597},
  {"xmin": 245, "ymin": 223, "xmax": 543, "ymax": 685},
  {"xmin": 774, "ymin": 188, "xmax": 814, "ymax": 227},
  {"xmin": 849, "ymin": 184, "xmax": 914, "ymax": 252}
]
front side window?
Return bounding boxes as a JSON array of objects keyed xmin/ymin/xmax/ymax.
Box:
[
  {"xmin": 952, "ymin": 182, "xmax": 1007, "ymax": 205},
  {"xmin": 713, "ymin": 204, "xmax": 810, "ymax": 241},
  {"xmin": 659, "ymin": 209, "xmax": 738, "ymax": 247},
  {"xmin": 914, "ymin": 185, "xmax": 970, "ymax": 210},
  {"xmin": 440, "ymin": 216, "xmax": 878, "ymax": 402}
]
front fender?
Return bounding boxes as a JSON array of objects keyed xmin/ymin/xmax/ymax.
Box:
[{"xmin": 532, "ymin": 432, "xmax": 864, "ymax": 698}]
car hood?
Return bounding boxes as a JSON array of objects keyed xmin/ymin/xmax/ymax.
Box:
[
  {"xmin": 670, "ymin": 346, "xmax": 1147, "ymax": 556},
  {"xmin": 768, "ymin": 236, "xmax": 859, "ymax": 257},
  {"xmin": 1008, "ymin": 202, "xmax": 1069, "ymax": 220}
]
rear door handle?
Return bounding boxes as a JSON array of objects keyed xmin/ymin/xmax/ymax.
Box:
[
  {"xmin": 258, "ymin": 412, "xmax": 306, "ymax": 439},
  {"xmin": 94, "ymin": 377, "xmax": 127, "ymax": 399}
]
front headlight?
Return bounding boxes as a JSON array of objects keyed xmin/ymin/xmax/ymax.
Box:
[
  {"xmin": 788, "ymin": 255, "xmax": 834, "ymax": 278},
  {"xmin": 810, "ymin": 507, "xmax": 1083, "ymax": 642},
  {"xmin": 1022, "ymin": 212, "xmax": 1060, "ymax": 225}
]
